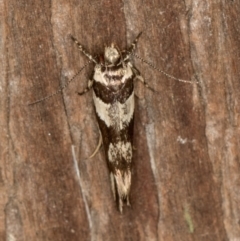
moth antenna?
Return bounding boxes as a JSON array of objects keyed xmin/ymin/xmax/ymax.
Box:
[
  {"xmin": 123, "ymin": 32, "xmax": 142, "ymax": 60},
  {"xmin": 133, "ymin": 53, "xmax": 197, "ymax": 84},
  {"xmin": 28, "ymin": 61, "xmax": 91, "ymax": 105},
  {"xmin": 70, "ymin": 35, "xmax": 98, "ymax": 64}
]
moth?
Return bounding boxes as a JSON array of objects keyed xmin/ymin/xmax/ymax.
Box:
[
  {"xmin": 71, "ymin": 32, "xmax": 146, "ymax": 213},
  {"xmin": 29, "ymin": 32, "xmax": 195, "ymax": 213}
]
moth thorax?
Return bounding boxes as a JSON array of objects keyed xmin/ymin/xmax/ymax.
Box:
[{"xmin": 104, "ymin": 44, "xmax": 120, "ymax": 64}]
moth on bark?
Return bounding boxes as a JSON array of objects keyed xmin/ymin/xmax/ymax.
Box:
[{"xmin": 29, "ymin": 32, "xmax": 195, "ymax": 213}]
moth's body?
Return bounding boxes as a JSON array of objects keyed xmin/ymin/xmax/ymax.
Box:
[
  {"xmin": 93, "ymin": 61, "xmax": 135, "ymax": 212},
  {"xmin": 71, "ymin": 35, "xmax": 143, "ymax": 212}
]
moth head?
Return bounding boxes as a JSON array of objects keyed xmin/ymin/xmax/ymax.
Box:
[{"xmin": 104, "ymin": 44, "xmax": 120, "ymax": 64}]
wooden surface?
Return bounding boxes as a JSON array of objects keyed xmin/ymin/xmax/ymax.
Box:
[{"xmin": 1, "ymin": 0, "xmax": 240, "ymax": 240}]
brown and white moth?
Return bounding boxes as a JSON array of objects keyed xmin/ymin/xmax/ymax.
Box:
[
  {"xmin": 71, "ymin": 33, "xmax": 145, "ymax": 213},
  {"xmin": 29, "ymin": 32, "xmax": 194, "ymax": 213}
]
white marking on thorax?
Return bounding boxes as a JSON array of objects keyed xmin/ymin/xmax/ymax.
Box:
[
  {"xmin": 93, "ymin": 91, "xmax": 134, "ymax": 130},
  {"xmin": 93, "ymin": 63, "xmax": 133, "ymax": 86}
]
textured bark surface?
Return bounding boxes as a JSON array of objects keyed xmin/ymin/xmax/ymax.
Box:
[{"xmin": 1, "ymin": 0, "xmax": 240, "ymax": 240}]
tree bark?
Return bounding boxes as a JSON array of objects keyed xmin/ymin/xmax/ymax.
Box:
[{"xmin": 1, "ymin": 0, "xmax": 239, "ymax": 240}]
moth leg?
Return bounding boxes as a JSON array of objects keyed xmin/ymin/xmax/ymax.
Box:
[
  {"xmin": 132, "ymin": 66, "xmax": 155, "ymax": 92},
  {"xmin": 135, "ymin": 75, "xmax": 153, "ymax": 90},
  {"xmin": 78, "ymin": 79, "xmax": 93, "ymax": 95},
  {"xmin": 88, "ymin": 129, "xmax": 102, "ymax": 159},
  {"xmin": 71, "ymin": 35, "xmax": 98, "ymax": 64}
]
